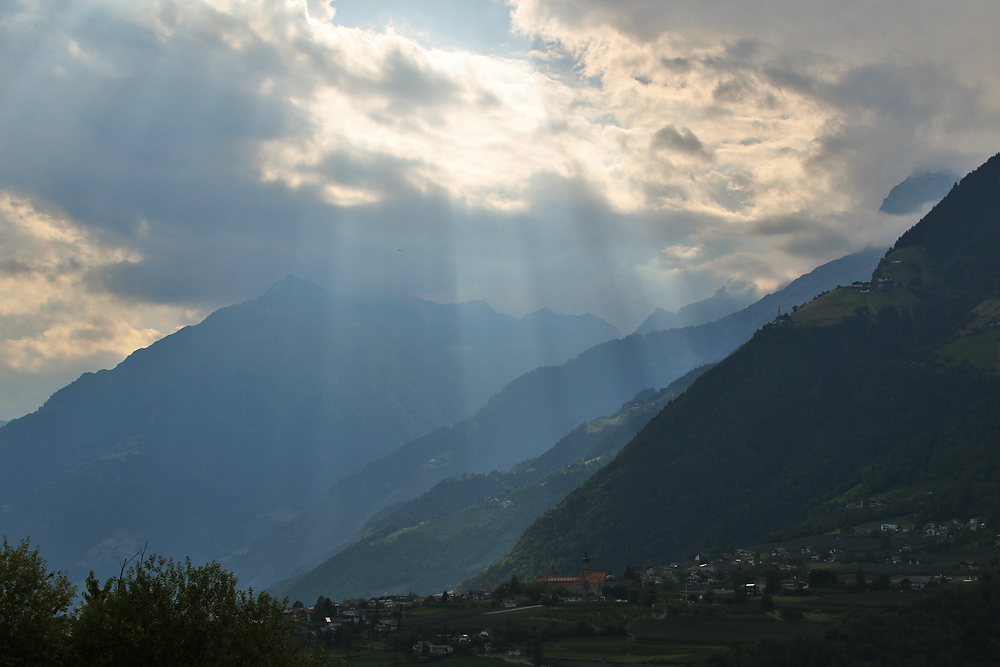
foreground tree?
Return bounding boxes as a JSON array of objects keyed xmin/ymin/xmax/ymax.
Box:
[
  {"xmin": 0, "ymin": 536, "xmax": 76, "ymax": 666},
  {"xmin": 72, "ymin": 550, "xmax": 326, "ymax": 666}
]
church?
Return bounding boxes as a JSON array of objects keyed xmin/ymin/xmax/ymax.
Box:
[{"xmin": 534, "ymin": 553, "xmax": 610, "ymax": 598}]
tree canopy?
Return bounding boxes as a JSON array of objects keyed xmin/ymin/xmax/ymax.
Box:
[
  {"xmin": 0, "ymin": 538, "xmax": 325, "ymax": 666},
  {"xmin": 0, "ymin": 536, "xmax": 75, "ymax": 666}
]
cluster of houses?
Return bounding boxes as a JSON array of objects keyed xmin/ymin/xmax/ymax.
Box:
[
  {"xmin": 844, "ymin": 498, "xmax": 890, "ymax": 509},
  {"xmin": 284, "ymin": 528, "xmax": 998, "ymax": 643},
  {"xmin": 850, "ymin": 276, "xmax": 897, "ymax": 294},
  {"xmin": 285, "ymin": 595, "xmax": 415, "ymax": 638},
  {"xmin": 848, "ymin": 516, "xmax": 984, "ymax": 537},
  {"xmin": 924, "ymin": 518, "xmax": 983, "ymax": 536},
  {"xmin": 959, "ymin": 320, "xmax": 1000, "ymax": 336}
]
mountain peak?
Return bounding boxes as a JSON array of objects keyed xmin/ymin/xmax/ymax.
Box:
[
  {"xmin": 257, "ymin": 275, "xmax": 331, "ymax": 306},
  {"xmin": 879, "ymin": 170, "xmax": 958, "ymax": 215}
]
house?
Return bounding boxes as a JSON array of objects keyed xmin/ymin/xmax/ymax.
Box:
[{"xmin": 374, "ymin": 619, "xmax": 398, "ymax": 633}]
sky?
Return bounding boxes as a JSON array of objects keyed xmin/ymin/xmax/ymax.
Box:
[{"xmin": 1, "ymin": 0, "xmax": 999, "ymax": 419}]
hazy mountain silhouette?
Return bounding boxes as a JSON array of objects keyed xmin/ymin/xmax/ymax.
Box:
[
  {"xmin": 0, "ymin": 278, "xmax": 617, "ymax": 582},
  {"xmin": 231, "ymin": 248, "xmax": 883, "ymax": 588},
  {"xmin": 879, "ymin": 170, "xmax": 958, "ymax": 215},
  {"xmin": 632, "ymin": 285, "xmax": 756, "ymax": 335}
]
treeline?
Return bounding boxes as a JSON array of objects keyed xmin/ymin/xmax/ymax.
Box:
[
  {"xmin": 707, "ymin": 573, "xmax": 1000, "ymax": 667},
  {"xmin": 0, "ymin": 536, "xmax": 325, "ymax": 667}
]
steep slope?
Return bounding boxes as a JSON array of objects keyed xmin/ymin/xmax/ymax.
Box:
[
  {"xmin": 268, "ymin": 368, "xmax": 710, "ymax": 601},
  {"xmin": 879, "ymin": 170, "xmax": 958, "ymax": 215},
  {"xmin": 466, "ymin": 152, "xmax": 1000, "ymax": 588},
  {"xmin": 230, "ymin": 249, "xmax": 882, "ymax": 588},
  {"xmin": 0, "ymin": 277, "xmax": 617, "ymax": 582}
]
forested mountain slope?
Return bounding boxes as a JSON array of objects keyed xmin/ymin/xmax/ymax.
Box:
[{"xmin": 466, "ymin": 153, "xmax": 1000, "ymax": 589}]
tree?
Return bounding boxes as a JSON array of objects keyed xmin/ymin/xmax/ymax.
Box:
[
  {"xmin": 530, "ymin": 636, "xmax": 544, "ymax": 667},
  {"xmin": 0, "ymin": 536, "xmax": 76, "ymax": 666},
  {"xmin": 855, "ymin": 567, "xmax": 868, "ymax": 591},
  {"xmin": 807, "ymin": 568, "xmax": 838, "ymax": 589},
  {"xmin": 71, "ymin": 550, "xmax": 325, "ymax": 666}
]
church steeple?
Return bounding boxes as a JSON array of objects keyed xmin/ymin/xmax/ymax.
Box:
[{"xmin": 581, "ymin": 552, "xmax": 591, "ymax": 577}]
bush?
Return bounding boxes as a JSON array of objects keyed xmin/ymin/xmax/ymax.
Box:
[{"xmin": 71, "ymin": 550, "xmax": 326, "ymax": 666}]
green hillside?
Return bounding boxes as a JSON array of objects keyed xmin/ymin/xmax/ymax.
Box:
[
  {"xmin": 465, "ymin": 152, "xmax": 1000, "ymax": 589},
  {"xmin": 269, "ymin": 368, "xmax": 711, "ymax": 601}
]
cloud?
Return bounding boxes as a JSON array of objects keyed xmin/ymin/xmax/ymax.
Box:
[
  {"xmin": 0, "ymin": 0, "xmax": 998, "ymax": 415},
  {"xmin": 652, "ymin": 125, "xmax": 712, "ymax": 160},
  {"xmin": 0, "ymin": 192, "xmax": 203, "ymax": 417}
]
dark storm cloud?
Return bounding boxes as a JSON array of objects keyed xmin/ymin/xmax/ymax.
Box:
[
  {"xmin": 0, "ymin": 4, "xmax": 300, "ymax": 237},
  {"xmin": 379, "ymin": 49, "xmax": 461, "ymax": 107},
  {"xmin": 712, "ymin": 76, "xmax": 757, "ymax": 104},
  {"xmin": 652, "ymin": 125, "xmax": 712, "ymax": 160},
  {"xmin": 0, "ymin": 258, "xmax": 32, "ymax": 276},
  {"xmin": 661, "ymin": 57, "xmax": 691, "ymax": 72}
]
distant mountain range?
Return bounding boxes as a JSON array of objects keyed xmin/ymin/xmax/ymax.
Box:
[
  {"xmin": 465, "ymin": 153, "xmax": 1000, "ymax": 589},
  {"xmin": 230, "ymin": 247, "xmax": 882, "ymax": 591},
  {"xmin": 632, "ymin": 285, "xmax": 757, "ymax": 335},
  {"xmin": 0, "ymin": 281, "xmax": 617, "ymax": 583},
  {"xmin": 0, "ymin": 236, "xmax": 886, "ymax": 591}
]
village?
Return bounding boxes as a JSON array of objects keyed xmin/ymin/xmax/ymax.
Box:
[{"xmin": 282, "ymin": 507, "xmax": 998, "ymax": 664}]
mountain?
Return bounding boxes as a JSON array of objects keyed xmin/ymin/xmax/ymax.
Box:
[
  {"xmin": 0, "ymin": 278, "xmax": 617, "ymax": 582},
  {"xmin": 879, "ymin": 170, "xmax": 958, "ymax": 215},
  {"xmin": 267, "ymin": 367, "xmax": 711, "ymax": 602},
  {"xmin": 465, "ymin": 153, "xmax": 1000, "ymax": 588},
  {"xmin": 632, "ymin": 285, "xmax": 756, "ymax": 335},
  {"xmin": 229, "ymin": 248, "xmax": 882, "ymax": 589}
]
